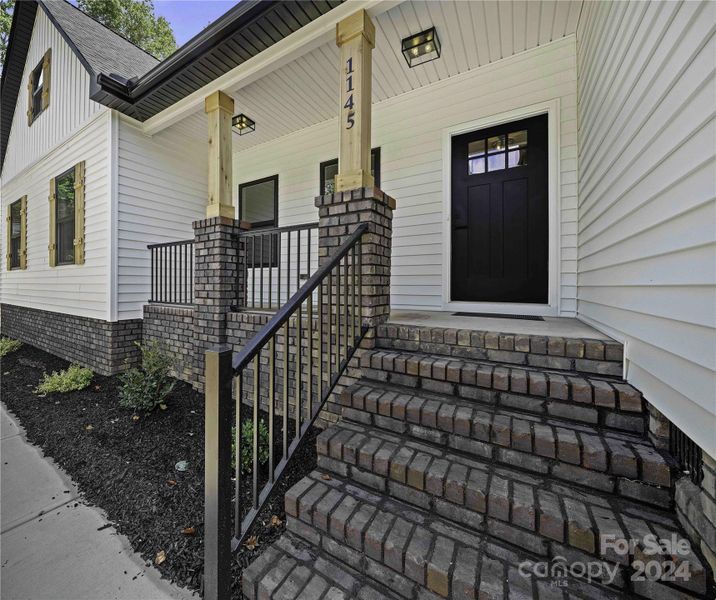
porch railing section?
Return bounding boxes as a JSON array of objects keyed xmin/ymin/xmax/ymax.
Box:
[
  {"xmin": 203, "ymin": 223, "xmax": 369, "ymax": 599},
  {"xmin": 237, "ymin": 222, "xmax": 318, "ymax": 310},
  {"xmin": 148, "ymin": 239, "xmax": 194, "ymax": 304}
]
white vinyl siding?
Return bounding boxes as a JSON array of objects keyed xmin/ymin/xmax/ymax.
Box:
[
  {"xmin": 576, "ymin": 0, "xmax": 716, "ymax": 456},
  {"xmin": 232, "ymin": 37, "xmax": 579, "ymax": 314},
  {"xmin": 0, "ymin": 112, "xmax": 111, "ymax": 319},
  {"xmin": 115, "ymin": 117, "xmax": 207, "ymax": 320},
  {"xmin": 1, "ymin": 9, "xmax": 104, "ymax": 183}
]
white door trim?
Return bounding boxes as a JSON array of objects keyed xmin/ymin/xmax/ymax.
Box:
[{"xmin": 440, "ymin": 99, "xmax": 561, "ymax": 316}]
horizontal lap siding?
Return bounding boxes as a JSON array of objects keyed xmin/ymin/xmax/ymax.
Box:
[
  {"xmin": 232, "ymin": 38, "xmax": 579, "ymax": 313},
  {"xmin": 576, "ymin": 0, "xmax": 716, "ymax": 455},
  {"xmin": 116, "ymin": 118, "xmax": 207, "ymax": 319},
  {"xmin": 2, "ymin": 10, "xmax": 104, "ymax": 183},
  {"xmin": 1, "ymin": 113, "xmax": 110, "ymax": 319}
]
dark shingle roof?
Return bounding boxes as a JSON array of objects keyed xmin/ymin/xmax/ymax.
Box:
[{"xmin": 41, "ymin": 0, "xmax": 159, "ymax": 81}]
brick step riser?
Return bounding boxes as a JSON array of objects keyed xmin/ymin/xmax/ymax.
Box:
[
  {"xmin": 360, "ymin": 363, "xmax": 646, "ymax": 436},
  {"xmin": 339, "ymin": 387, "xmax": 669, "ymax": 491},
  {"xmin": 375, "ymin": 326, "xmax": 624, "ymax": 378},
  {"xmin": 285, "ymin": 472, "xmax": 706, "ymax": 600},
  {"xmin": 315, "ymin": 447, "xmax": 705, "ymax": 596}
]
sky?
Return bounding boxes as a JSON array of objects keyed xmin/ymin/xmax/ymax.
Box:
[{"xmin": 152, "ymin": 1, "xmax": 240, "ymax": 47}]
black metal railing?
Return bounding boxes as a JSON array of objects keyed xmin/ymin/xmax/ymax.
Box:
[
  {"xmin": 669, "ymin": 421, "xmax": 704, "ymax": 484},
  {"xmin": 237, "ymin": 222, "xmax": 318, "ymax": 310},
  {"xmin": 148, "ymin": 239, "xmax": 194, "ymax": 304},
  {"xmin": 203, "ymin": 223, "xmax": 369, "ymax": 600}
]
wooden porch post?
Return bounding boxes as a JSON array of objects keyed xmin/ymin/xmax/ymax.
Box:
[
  {"xmin": 205, "ymin": 90, "xmax": 235, "ymax": 218},
  {"xmin": 335, "ymin": 10, "xmax": 375, "ymax": 192}
]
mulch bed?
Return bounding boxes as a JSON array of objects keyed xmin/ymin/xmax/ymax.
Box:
[{"xmin": 1, "ymin": 343, "xmax": 318, "ymax": 598}]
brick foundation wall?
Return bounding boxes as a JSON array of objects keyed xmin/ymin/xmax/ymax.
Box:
[
  {"xmin": 675, "ymin": 452, "xmax": 716, "ymax": 573},
  {"xmin": 142, "ymin": 304, "xmax": 196, "ymax": 383},
  {"xmin": 0, "ymin": 304, "xmax": 141, "ymax": 375}
]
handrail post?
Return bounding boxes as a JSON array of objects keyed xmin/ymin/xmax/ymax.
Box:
[{"xmin": 204, "ymin": 347, "xmax": 233, "ymax": 600}]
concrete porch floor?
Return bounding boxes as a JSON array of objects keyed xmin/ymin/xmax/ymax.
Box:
[{"xmin": 388, "ymin": 310, "xmax": 611, "ymax": 340}]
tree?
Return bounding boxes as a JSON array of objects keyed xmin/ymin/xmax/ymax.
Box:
[
  {"xmin": 0, "ymin": 0, "xmax": 14, "ymax": 71},
  {"xmin": 78, "ymin": 0, "xmax": 176, "ymax": 60}
]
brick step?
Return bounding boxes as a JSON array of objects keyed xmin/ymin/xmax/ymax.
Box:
[
  {"xmin": 242, "ymin": 531, "xmax": 404, "ymax": 600},
  {"xmin": 315, "ymin": 422, "xmax": 708, "ymax": 597},
  {"xmin": 339, "ymin": 380, "xmax": 670, "ymax": 491},
  {"xmin": 376, "ymin": 322, "xmax": 624, "ymax": 377},
  {"xmin": 284, "ymin": 470, "xmax": 704, "ymax": 600},
  {"xmin": 359, "ymin": 349, "xmax": 646, "ymax": 435}
]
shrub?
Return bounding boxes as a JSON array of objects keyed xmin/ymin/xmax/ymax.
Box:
[
  {"xmin": 36, "ymin": 364, "xmax": 93, "ymax": 395},
  {"xmin": 232, "ymin": 419, "xmax": 270, "ymax": 473},
  {"xmin": 0, "ymin": 337, "xmax": 22, "ymax": 357},
  {"xmin": 118, "ymin": 341, "xmax": 176, "ymax": 412}
]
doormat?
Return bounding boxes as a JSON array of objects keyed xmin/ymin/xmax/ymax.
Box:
[{"xmin": 452, "ymin": 312, "xmax": 544, "ymax": 321}]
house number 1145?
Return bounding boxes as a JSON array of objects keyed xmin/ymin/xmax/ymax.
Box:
[{"xmin": 344, "ymin": 56, "xmax": 355, "ymax": 129}]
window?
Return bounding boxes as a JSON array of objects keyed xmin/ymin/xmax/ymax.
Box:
[
  {"xmin": 239, "ymin": 175, "xmax": 278, "ymax": 268},
  {"xmin": 320, "ymin": 147, "xmax": 381, "ymax": 195},
  {"xmin": 6, "ymin": 197, "xmax": 27, "ymax": 271},
  {"xmin": 49, "ymin": 162, "xmax": 85, "ymax": 267},
  {"xmin": 27, "ymin": 50, "xmax": 51, "ymax": 125},
  {"xmin": 468, "ymin": 130, "xmax": 527, "ymax": 175}
]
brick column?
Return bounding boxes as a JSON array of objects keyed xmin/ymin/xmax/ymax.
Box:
[
  {"xmin": 315, "ymin": 186, "xmax": 395, "ymax": 343},
  {"xmin": 192, "ymin": 216, "xmax": 247, "ymax": 391}
]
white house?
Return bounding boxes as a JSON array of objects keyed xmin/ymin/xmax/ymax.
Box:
[{"xmin": 2, "ymin": 1, "xmax": 715, "ymax": 595}]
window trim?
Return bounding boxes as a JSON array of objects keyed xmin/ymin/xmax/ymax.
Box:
[
  {"xmin": 6, "ymin": 197, "xmax": 27, "ymax": 271},
  {"xmin": 55, "ymin": 166, "xmax": 76, "ymax": 266},
  {"xmin": 238, "ymin": 174, "xmax": 279, "ymax": 229},
  {"xmin": 320, "ymin": 147, "xmax": 381, "ymax": 195}
]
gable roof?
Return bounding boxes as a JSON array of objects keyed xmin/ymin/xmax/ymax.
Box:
[{"xmin": 1, "ymin": 0, "xmax": 342, "ymax": 173}]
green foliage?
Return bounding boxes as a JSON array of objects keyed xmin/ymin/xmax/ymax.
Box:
[
  {"xmin": 118, "ymin": 341, "xmax": 176, "ymax": 412},
  {"xmin": 36, "ymin": 364, "xmax": 93, "ymax": 395},
  {"xmin": 0, "ymin": 336, "xmax": 21, "ymax": 357},
  {"xmin": 0, "ymin": 0, "xmax": 14, "ymax": 70},
  {"xmin": 232, "ymin": 419, "xmax": 270, "ymax": 474},
  {"xmin": 78, "ymin": 0, "xmax": 176, "ymax": 60}
]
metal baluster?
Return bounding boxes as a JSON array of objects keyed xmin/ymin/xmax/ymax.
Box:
[
  {"xmin": 335, "ymin": 261, "xmax": 341, "ymax": 373},
  {"xmin": 295, "ymin": 302, "xmax": 302, "ymax": 439},
  {"xmin": 268, "ymin": 337, "xmax": 275, "ymax": 483},
  {"xmin": 307, "ymin": 294, "xmax": 313, "ymax": 419},
  {"xmin": 351, "ymin": 247, "xmax": 357, "ymax": 344},
  {"xmin": 307, "ymin": 228, "xmax": 311, "ymax": 286},
  {"xmin": 277, "ymin": 232, "xmax": 282, "ymax": 307},
  {"xmin": 150, "ymin": 248, "xmax": 154, "ymax": 301},
  {"xmin": 296, "ymin": 229, "xmax": 301, "ymax": 299},
  {"xmin": 163, "ymin": 246, "xmax": 167, "ymax": 303},
  {"xmin": 252, "ymin": 355, "xmax": 259, "ymax": 510},
  {"xmin": 252, "ymin": 237, "xmax": 256, "ymax": 309},
  {"xmin": 282, "ymin": 321, "xmax": 288, "ymax": 459},
  {"xmin": 268, "ymin": 233, "xmax": 273, "ymax": 309},
  {"xmin": 260, "ymin": 234, "xmax": 264, "ymax": 309},
  {"xmin": 234, "ymin": 375, "xmax": 242, "ymax": 537},
  {"xmin": 328, "ymin": 271, "xmax": 333, "ymax": 383},
  {"xmin": 190, "ymin": 243, "xmax": 194, "ymax": 303},
  {"xmin": 174, "ymin": 244, "xmax": 177, "ymax": 303},
  {"xmin": 286, "ymin": 231, "xmax": 291, "ymax": 307},
  {"xmin": 317, "ymin": 282, "xmax": 323, "ymax": 402},
  {"xmin": 343, "ymin": 255, "xmax": 348, "ymax": 359},
  {"xmin": 357, "ymin": 239, "xmax": 363, "ymax": 329}
]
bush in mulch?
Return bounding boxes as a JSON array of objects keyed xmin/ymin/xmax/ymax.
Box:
[{"xmin": 1, "ymin": 344, "xmax": 318, "ymax": 598}]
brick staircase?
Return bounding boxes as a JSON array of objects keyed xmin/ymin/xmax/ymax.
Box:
[{"xmin": 243, "ymin": 324, "xmax": 713, "ymax": 599}]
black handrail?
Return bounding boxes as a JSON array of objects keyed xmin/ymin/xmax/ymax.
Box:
[{"xmin": 232, "ymin": 223, "xmax": 367, "ymax": 373}]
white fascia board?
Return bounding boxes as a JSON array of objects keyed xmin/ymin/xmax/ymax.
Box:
[{"xmin": 141, "ymin": 0, "xmax": 401, "ymax": 136}]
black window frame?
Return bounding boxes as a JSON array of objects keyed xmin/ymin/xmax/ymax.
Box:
[
  {"xmin": 9, "ymin": 199, "xmax": 22, "ymax": 270},
  {"xmin": 30, "ymin": 59, "xmax": 45, "ymax": 122},
  {"xmin": 320, "ymin": 147, "xmax": 381, "ymax": 195},
  {"xmin": 55, "ymin": 166, "xmax": 76, "ymax": 266},
  {"xmin": 239, "ymin": 174, "xmax": 279, "ymax": 268}
]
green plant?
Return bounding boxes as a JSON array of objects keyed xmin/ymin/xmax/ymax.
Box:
[
  {"xmin": 0, "ymin": 337, "xmax": 21, "ymax": 357},
  {"xmin": 232, "ymin": 419, "xmax": 270, "ymax": 473},
  {"xmin": 118, "ymin": 341, "xmax": 176, "ymax": 412},
  {"xmin": 36, "ymin": 364, "xmax": 93, "ymax": 395}
]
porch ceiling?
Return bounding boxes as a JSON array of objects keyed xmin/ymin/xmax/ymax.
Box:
[{"xmin": 174, "ymin": 0, "xmax": 583, "ymax": 150}]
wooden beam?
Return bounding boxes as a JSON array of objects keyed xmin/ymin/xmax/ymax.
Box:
[
  {"xmin": 205, "ymin": 90, "xmax": 235, "ymax": 219},
  {"xmin": 335, "ymin": 9, "xmax": 375, "ymax": 192}
]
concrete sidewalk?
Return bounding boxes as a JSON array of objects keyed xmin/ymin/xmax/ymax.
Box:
[{"xmin": 1, "ymin": 404, "xmax": 195, "ymax": 600}]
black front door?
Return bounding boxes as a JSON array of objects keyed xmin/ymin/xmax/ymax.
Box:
[{"xmin": 451, "ymin": 114, "xmax": 548, "ymax": 303}]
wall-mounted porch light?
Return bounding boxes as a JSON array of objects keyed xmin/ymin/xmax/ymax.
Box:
[
  {"xmin": 401, "ymin": 27, "xmax": 441, "ymax": 68},
  {"xmin": 232, "ymin": 113, "xmax": 255, "ymax": 135}
]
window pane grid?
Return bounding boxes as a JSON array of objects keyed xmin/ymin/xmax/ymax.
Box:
[{"xmin": 467, "ymin": 130, "xmax": 527, "ymax": 175}]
